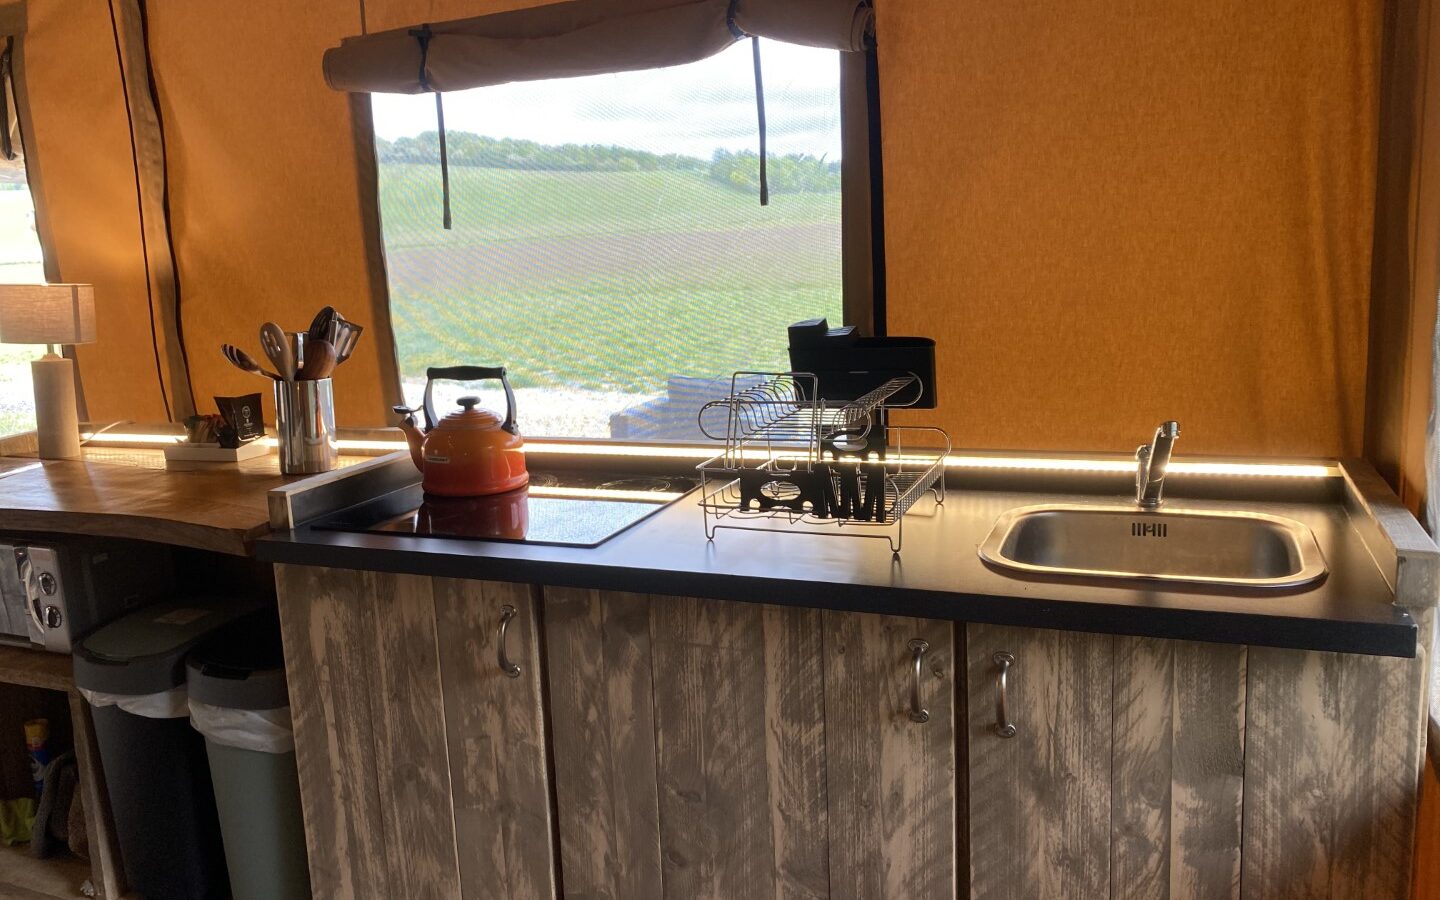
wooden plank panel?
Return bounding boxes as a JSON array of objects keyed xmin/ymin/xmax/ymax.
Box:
[
  {"xmin": 761, "ymin": 602, "xmax": 831, "ymax": 898},
  {"xmin": 275, "ymin": 564, "xmax": 391, "ymax": 899},
  {"xmin": 542, "ymin": 587, "xmax": 664, "ymax": 900},
  {"xmin": 363, "ymin": 571, "xmax": 462, "ymax": 899},
  {"xmin": 1112, "ymin": 637, "xmax": 1174, "ymax": 899},
  {"xmin": 0, "ymin": 644, "xmax": 72, "ymax": 692},
  {"xmin": 1111, "ymin": 638, "xmax": 1246, "ymax": 900},
  {"xmin": 1169, "ymin": 641, "xmax": 1246, "ymax": 899},
  {"xmin": 966, "ymin": 624, "xmax": 1111, "ymax": 900},
  {"xmin": 650, "ymin": 596, "xmax": 829, "ymax": 899},
  {"xmin": 433, "ymin": 578, "xmax": 556, "ymax": 900},
  {"xmin": 67, "ymin": 690, "xmax": 124, "ymax": 900},
  {"xmin": 823, "ymin": 611, "xmax": 956, "ymax": 900},
  {"xmin": 1243, "ymin": 646, "xmax": 1426, "ymax": 899}
]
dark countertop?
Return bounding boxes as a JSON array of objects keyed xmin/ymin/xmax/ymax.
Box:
[{"xmin": 257, "ymin": 475, "xmax": 1418, "ymax": 657}]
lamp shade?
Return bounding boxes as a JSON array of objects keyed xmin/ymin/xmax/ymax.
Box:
[{"xmin": 0, "ymin": 283, "xmax": 97, "ymax": 345}]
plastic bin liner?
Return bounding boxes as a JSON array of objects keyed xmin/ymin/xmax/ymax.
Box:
[
  {"xmin": 79, "ymin": 685, "xmax": 189, "ymax": 719},
  {"xmin": 188, "ymin": 700, "xmax": 294, "ymax": 755}
]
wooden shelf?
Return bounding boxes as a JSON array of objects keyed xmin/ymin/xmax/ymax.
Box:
[
  {"xmin": 0, "ymin": 643, "xmax": 72, "ymax": 692},
  {"xmin": 0, "ymin": 844, "xmax": 95, "ymax": 899}
]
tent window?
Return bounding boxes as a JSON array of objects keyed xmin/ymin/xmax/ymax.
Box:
[
  {"xmin": 371, "ymin": 39, "xmax": 847, "ymax": 441},
  {"xmin": 0, "ymin": 47, "xmax": 45, "ymax": 438}
]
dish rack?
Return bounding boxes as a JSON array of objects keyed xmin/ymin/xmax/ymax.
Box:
[{"xmin": 696, "ymin": 372, "xmax": 950, "ymax": 554}]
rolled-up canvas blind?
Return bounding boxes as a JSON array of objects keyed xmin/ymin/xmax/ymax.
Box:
[{"xmin": 323, "ymin": 0, "xmax": 873, "ymax": 94}]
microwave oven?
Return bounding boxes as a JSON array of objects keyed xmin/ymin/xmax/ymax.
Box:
[{"xmin": 0, "ymin": 536, "xmax": 174, "ymax": 653}]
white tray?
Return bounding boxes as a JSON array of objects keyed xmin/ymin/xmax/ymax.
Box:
[{"xmin": 163, "ymin": 440, "xmax": 271, "ymax": 464}]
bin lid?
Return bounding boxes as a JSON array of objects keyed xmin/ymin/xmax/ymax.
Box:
[
  {"xmin": 185, "ymin": 608, "xmax": 289, "ymax": 710},
  {"xmin": 74, "ymin": 596, "xmax": 268, "ymax": 696}
]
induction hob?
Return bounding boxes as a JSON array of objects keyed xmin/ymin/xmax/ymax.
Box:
[{"xmin": 312, "ymin": 470, "xmax": 697, "ymax": 548}]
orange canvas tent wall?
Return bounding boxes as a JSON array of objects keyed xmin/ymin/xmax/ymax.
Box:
[{"xmin": 11, "ymin": 0, "xmax": 1438, "ymax": 507}]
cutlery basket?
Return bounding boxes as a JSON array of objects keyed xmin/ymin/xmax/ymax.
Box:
[{"xmin": 274, "ymin": 378, "xmax": 337, "ymax": 475}]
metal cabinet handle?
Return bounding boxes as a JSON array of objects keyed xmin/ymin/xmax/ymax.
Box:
[
  {"xmin": 497, "ymin": 605, "xmax": 521, "ymax": 678},
  {"xmin": 907, "ymin": 639, "xmax": 930, "ymax": 724},
  {"xmin": 993, "ymin": 651, "xmax": 1016, "ymax": 738}
]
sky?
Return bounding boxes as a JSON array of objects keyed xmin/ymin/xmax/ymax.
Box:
[{"xmin": 370, "ymin": 40, "xmax": 843, "ymax": 161}]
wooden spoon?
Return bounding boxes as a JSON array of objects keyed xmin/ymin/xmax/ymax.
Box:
[
  {"xmin": 259, "ymin": 322, "xmax": 296, "ymax": 381},
  {"xmin": 297, "ymin": 339, "xmax": 337, "ymax": 380}
]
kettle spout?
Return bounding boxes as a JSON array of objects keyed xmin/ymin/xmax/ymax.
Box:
[{"xmin": 392, "ymin": 405, "xmax": 426, "ymax": 472}]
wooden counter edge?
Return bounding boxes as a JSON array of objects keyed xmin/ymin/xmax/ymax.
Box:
[{"xmin": 0, "ymin": 508, "xmax": 261, "ymax": 557}]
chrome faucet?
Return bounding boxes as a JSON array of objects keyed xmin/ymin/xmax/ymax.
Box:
[{"xmin": 1135, "ymin": 421, "xmax": 1180, "ymax": 509}]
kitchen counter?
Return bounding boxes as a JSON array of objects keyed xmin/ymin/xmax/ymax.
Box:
[
  {"xmin": 0, "ymin": 446, "xmax": 370, "ymax": 555},
  {"xmin": 257, "ymin": 455, "xmax": 1434, "ymax": 657}
]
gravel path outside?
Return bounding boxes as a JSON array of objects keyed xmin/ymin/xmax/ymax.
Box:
[{"xmin": 401, "ymin": 378, "xmax": 658, "ymax": 439}]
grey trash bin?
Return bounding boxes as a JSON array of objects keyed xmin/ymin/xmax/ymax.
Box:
[
  {"xmin": 187, "ymin": 609, "xmax": 311, "ymax": 900},
  {"xmin": 74, "ymin": 596, "xmax": 265, "ymax": 900}
]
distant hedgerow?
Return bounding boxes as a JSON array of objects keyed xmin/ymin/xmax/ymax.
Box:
[{"xmin": 376, "ymin": 132, "xmax": 840, "ymax": 194}]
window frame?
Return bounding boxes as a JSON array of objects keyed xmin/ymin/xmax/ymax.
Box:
[{"xmin": 363, "ymin": 40, "xmax": 886, "ymax": 446}]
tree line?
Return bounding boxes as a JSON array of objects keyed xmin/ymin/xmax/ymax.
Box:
[{"xmin": 376, "ymin": 131, "xmax": 840, "ymax": 194}]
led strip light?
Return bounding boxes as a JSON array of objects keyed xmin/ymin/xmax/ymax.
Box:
[{"xmin": 77, "ymin": 431, "xmax": 1338, "ymax": 478}]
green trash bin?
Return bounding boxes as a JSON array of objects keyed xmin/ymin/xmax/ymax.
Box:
[
  {"xmin": 186, "ymin": 609, "xmax": 311, "ymax": 900},
  {"xmin": 75, "ymin": 596, "xmax": 267, "ymax": 900}
]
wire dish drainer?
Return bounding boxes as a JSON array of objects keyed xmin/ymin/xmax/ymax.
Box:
[{"xmin": 696, "ymin": 372, "xmax": 950, "ymax": 554}]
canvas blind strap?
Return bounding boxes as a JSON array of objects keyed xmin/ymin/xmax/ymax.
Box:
[
  {"xmin": 727, "ymin": 2, "xmax": 768, "ymax": 206},
  {"xmin": 751, "ymin": 36, "xmax": 768, "ymax": 206},
  {"xmin": 409, "ymin": 24, "xmax": 452, "ymax": 229},
  {"xmin": 0, "ymin": 37, "xmax": 15, "ymax": 162}
]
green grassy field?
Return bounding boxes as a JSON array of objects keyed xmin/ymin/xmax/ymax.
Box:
[
  {"xmin": 377, "ymin": 164, "xmax": 843, "ymax": 392},
  {"xmin": 0, "ymin": 344, "xmax": 36, "ymax": 437}
]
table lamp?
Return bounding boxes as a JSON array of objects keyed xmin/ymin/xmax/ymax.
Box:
[{"xmin": 0, "ymin": 283, "xmax": 96, "ymax": 459}]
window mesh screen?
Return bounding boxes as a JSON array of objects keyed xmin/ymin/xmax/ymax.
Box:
[{"xmin": 372, "ymin": 41, "xmax": 843, "ymax": 440}]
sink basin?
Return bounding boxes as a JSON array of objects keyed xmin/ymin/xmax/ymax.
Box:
[{"xmin": 978, "ymin": 504, "xmax": 1327, "ymax": 589}]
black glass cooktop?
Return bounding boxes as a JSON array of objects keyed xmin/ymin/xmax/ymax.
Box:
[{"xmin": 313, "ymin": 470, "xmax": 697, "ymax": 548}]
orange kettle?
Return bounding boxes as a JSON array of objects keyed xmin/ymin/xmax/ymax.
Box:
[{"xmin": 394, "ymin": 366, "xmax": 529, "ymax": 497}]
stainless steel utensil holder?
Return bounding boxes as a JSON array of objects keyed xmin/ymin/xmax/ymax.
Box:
[{"xmin": 275, "ymin": 378, "xmax": 337, "ymax": 475}]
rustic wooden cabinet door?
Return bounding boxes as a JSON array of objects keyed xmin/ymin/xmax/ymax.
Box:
[
  {"xmin": 278, "ymin": 565, "xmax": 557, "ymax": 900},
  {"xmin": 544, "ymin": 589, "xmax": 957, "ymax": 899},
  {"xmin": 432, "ymin": 577, "xmax": 557, "ymax": 900},
  {"xmin": 966, "ymin": 623, "xmax": 1113, "ymax": 900},
  {"xmin": 965, "ymin": 624, "xmax": 1248, "ymax": 900},
  {"xmin": 278, "ymin": 565, "xmax": 464, "ymax": 900},
  {"xmin": 544, "ymin": 588, "xmax": 830, "ymax": 899},
  {"xmin": 823, "ymin": 610, "xmax": 958, "ymax": 900}
]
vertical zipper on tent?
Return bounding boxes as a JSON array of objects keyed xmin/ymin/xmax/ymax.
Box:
[{"xmin": 409, "ymin": 24, "xmax": 451, "ymax": 229}]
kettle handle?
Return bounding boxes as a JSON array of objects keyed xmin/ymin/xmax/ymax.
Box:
[{"xmin": 423, "ymin": 366, "xmax": 518, "ymax": 435}]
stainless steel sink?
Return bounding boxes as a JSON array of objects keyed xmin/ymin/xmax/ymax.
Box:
[{"xmin": 978, "ymin": 504, "xmax": 1327, "ymax": 589}]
